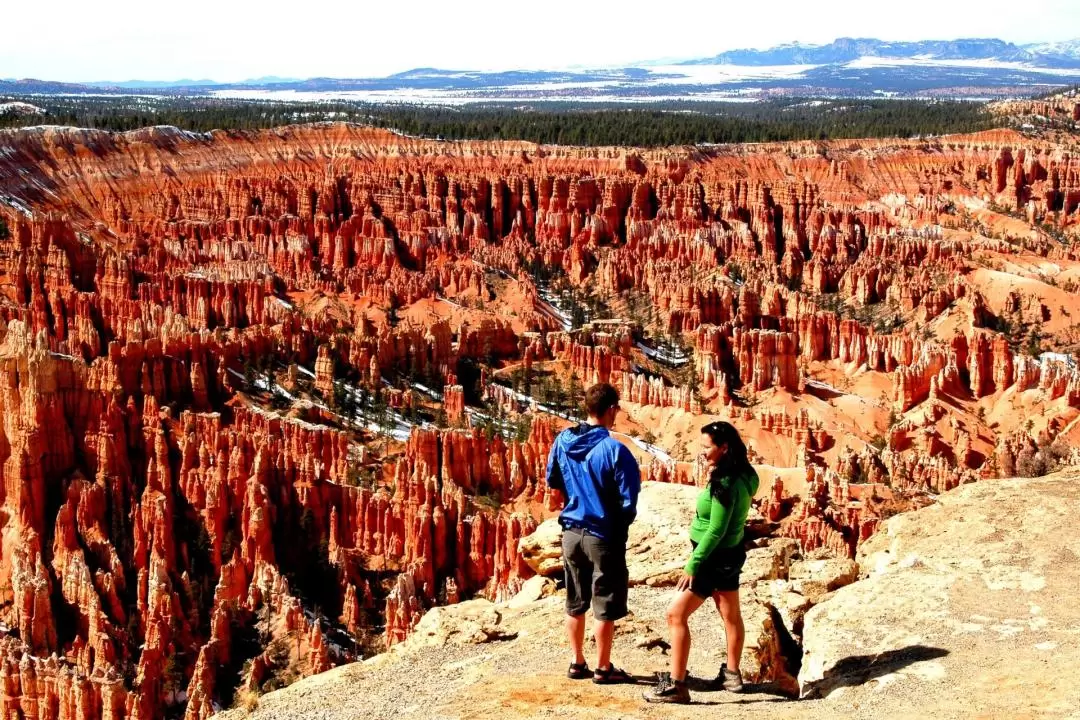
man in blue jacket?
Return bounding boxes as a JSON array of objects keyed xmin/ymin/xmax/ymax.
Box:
[{"xmin": 546, "ymin": 382, "xmax": 641, "ymax": 684}]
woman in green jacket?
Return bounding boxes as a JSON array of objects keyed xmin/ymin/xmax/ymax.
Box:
[{"xmin": 644, "ymin": 421, "xmax": 759, "ymax": 704}]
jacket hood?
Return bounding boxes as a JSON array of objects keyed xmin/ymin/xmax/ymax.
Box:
[{"xmin": 557, "ymin": 424, "xmax": 610, "ymax": 460}]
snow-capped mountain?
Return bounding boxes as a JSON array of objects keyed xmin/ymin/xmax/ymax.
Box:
[
  {"xmin": 4, "ymin": 37, "xmax": 1079, "ymax": 103},
  {"xmin": 1023, "ymin": 39, "xmax": 1080, "ymax": 61},
  {"xmin": 683, "ymin": 37, "xmax": 1080, "ymax": 68}
]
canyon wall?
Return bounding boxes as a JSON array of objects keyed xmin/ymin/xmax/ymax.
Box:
[{"xmin": 0, "ymin": 122, "xmax": 1078, "ymax": 717}]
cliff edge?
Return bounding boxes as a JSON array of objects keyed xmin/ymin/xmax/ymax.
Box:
[{"xmin": 217, "ymin": 468, "xmax": 1080, "ymax": 720}]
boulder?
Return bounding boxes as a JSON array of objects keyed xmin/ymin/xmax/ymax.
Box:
[
  {"xmin": 742, "ymin": 537, "xmax": 800, "ymax": 585},
  {"xmin": 740, "ymin": 597, "xmax": 801, "ymax": 696},
  {"xmin": 751, "ymin": 580, "xmax": 815, "ymax": 642},
  {"xmin": 517, "ymin": 519, "xmax": 564, "ymax": 578},
  {"xmin": 624, "ymin": 482, "xmax": 698, "ymax": 584},
  {"xmin": 504, "ymin": 575, "xmax": 556, "ymax": 609},
  {"xmin": 404, "ymin": 600, "xmax": 516, "ymax": 650},
  {"xmin": 517, "ymin": 481, "xmax": 699, "ymax": 584},
  {"xmin": 788, "ymin": 557, "xmax": 859, "ymax": 602}
]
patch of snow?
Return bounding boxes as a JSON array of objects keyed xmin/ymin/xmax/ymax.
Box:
[
  {"xmin": 0, "ymin": 101, "xmax": 45, "ymax": 116},
  {"xmin": 636, "ymin": 341, "xmax": 690, "ymax": 366},
  {"xmin": 643, "ymin": 63, "xmax": 818, "ymax": 85},
  {"xmin": 845, "ymin": 56, "xmax": 1080, "ymax": 76},
  {"xmin": 210, "ymin": 87, "xmax": 763, "ymax": 105},
  {"xmin": 0, "ymin": 195, "xmax": 33, "ymax": 218},
  {"xmin": 612, "ymin": 431, "xmax": 674, "ymax": 463},
  {"xmin": 805, "ymin": 379, "xmax": 847, "ymax": 395},
  {"xmin": 1039, "ymin": 352, "xmax": 1076, "ymax": 369},
  {"xmin": 410, "ymin": 382, "xmax": 442, "ymax": 400},
  {"xmin": 436, "ymin": 295, "xmax": 462, "ymax": 308}
]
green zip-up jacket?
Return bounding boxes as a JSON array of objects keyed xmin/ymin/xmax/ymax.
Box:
[{"xmin": 685, "ymin": 468, "xmax": 759, "ymax": 576}]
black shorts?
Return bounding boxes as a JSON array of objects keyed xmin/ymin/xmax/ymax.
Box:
[
  {"xmin": 561, "ymin": 528, "xmax": 629, "ymax": 622},
  {"xmin": 688, "ymin": 542, "xmax": 746, "ymax": 597}
]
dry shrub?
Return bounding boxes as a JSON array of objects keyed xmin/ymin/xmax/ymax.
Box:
[{"xmin": 234, "ymin": 689, "xmax": 259, "ymax": 712}]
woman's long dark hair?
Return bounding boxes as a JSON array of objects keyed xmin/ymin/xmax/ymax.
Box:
[{"xmin": 701, "ymin": 421, "xmax": 753, "ymax": 502}]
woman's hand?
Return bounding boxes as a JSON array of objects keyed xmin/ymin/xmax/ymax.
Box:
[{"xmin": 675, "ymin": 571, "xmax": 693, "ymax": 592}]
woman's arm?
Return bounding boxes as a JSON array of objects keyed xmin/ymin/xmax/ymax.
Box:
[{"xmin": 684, "ymin": 486, "xmax": 737, "ymax": 576}]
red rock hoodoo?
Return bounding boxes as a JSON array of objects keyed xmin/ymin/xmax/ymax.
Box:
[{"xmin": 0, "ymin": 120, "xmax": 1078, "ymax": 718}]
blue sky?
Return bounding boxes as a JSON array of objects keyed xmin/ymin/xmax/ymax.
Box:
[{"xmin": 3, "ymin": 0, "xmax": 1077, "ymax": 82}]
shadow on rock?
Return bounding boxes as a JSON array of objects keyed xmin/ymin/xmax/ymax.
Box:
[
  {"xmin": 802, "ymin": 645, "xmax": 950, "ymax": 698},
  {"xmin": 684, "ymin": 675, "xmax": 798, "ymax": 700}
]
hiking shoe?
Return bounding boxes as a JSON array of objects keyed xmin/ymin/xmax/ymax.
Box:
[
  {"xmin": 715, "ymin": 663, "xmax": 744, "ymax": 693},
  {"xmin": 567, "ymin": 661, "xmax": 592, "ymax": 680},
  {"xmin": 643, "ymin": 672, "xmax": 691, "ymax": 704}
]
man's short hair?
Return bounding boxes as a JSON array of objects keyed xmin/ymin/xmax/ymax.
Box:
[{"xmin": 584, "ymin": 382, "xmax": 620, "ymax": 417}]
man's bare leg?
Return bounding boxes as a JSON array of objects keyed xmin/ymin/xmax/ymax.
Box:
[
  {"xmin": 567, "ymin": 613, "xmax": 587, "ymax": 665},
  {"xmin": 594, "ymin": 618, "xmax": 614, "ymax": 669}
]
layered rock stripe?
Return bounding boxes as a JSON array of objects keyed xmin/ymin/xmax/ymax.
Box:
[{"xmin": 0, "ymin": 121, "xmax": 1078, "ymax": 717}]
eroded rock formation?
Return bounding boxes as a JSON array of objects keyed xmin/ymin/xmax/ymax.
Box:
[{"xmin": 0, "ymin": 120, "xmax": 1078, "ymax": 718}]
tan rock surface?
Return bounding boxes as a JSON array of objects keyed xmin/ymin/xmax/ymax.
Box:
[
  {"xmin": 799, "ymin": 468, "xmax": 1080, "ymax": 716},
  {"xmin": 399, "ymin": 599, "xmax": 517, "ymax": 649},
  {"xmin": 216, "ymin": 469, "xmax": 1080, "ymax": 720},
  {"xmin": 788, "ymin": 557, "xmax": 859, "ymax": 602}
]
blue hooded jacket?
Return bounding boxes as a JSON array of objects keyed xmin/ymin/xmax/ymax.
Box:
[{"xmin": 545, "ymin": 424, "xmax": 641, "ymax": 542}]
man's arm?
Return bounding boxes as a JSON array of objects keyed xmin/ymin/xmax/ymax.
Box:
[
  {"xmin": 614, "ymin": 444, "xmax": 641, "ymax": 526},
  {"xmin": 546, "ymin": 442, "xmax": 564, "ymax": 492}
]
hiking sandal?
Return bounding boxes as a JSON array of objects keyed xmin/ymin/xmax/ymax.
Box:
[
  {"xmin": 592, "ymin": 665, "xmax": 633, "ymax": 684},
  {"xmin": 567, "ymin": 661, "xmax": 592, "ymax": 680}
]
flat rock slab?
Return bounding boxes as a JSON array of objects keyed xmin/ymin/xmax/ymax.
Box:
[{"xmin": 799, "ymin": 471, "xmax": 1080, "ymax": 717}]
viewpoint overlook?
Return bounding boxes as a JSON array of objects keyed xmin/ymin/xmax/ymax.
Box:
[{"xmin": 0, "ymin": 60, "xmax": 1078, "ymax": 719}]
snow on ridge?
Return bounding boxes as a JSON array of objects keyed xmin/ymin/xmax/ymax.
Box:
[
  {"xmin": 0, "ymin": 101, "xmax": 45, "ymax": 116},
  {"xmin": 845, "ymin": 56, "xmax": 1080, "ymax": 75}
]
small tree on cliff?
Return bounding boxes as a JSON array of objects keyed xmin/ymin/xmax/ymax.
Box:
[
  {"xmin": 1024, "ymin": 321, "xmax": 1044, "ymax": 358},
  {"xmin": 514, "ymin": 416, "xmax": 532, "ymax": 443},
  {"xmin": 340, "ymin": 384, "xmax": 357, "ymax": 420},
  {"xmin": 552, "ymin": 379, "xmax": 567, "ymax": 416},
  {"xmin": 331, "ymin": 382, "xmax": 347, "ymax": 414},
  {"xmin": 162, "ymin": 650, "xmax": 184, "ymax": 698},
  {"xmin": 243, "ymin": 358, "xmax": 256, "ymax": 391},
  {"xmin": 379, "ymin": 400, "xmax": 394, "ymax": 455},
  {"xmin": 533, "ymin": 372, "xmax": 549, "ymax": 405},
  {"xmin": 567, "ymin": 372, "xmax": 584, "ymax": 412}
]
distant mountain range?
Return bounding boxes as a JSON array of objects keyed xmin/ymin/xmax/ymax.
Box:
[
  {"xmin": 3, "ymin": 37, "xmax": 1079, "ymax": 103},
  {"xmin": 82, "ymin": 76, "xmax": 301, "ymax": 89},
  {"xmin": 683, "ymin": 37, "xmax": 1080, "ymax": 67}
]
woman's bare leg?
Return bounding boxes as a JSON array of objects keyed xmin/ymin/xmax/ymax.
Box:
[
  {"xmin": 713, "ymin": 589, "xmax": 744, "ymax": 671},
  {"xmin": 666, "ymin": 591, "xmax": 706, "ymax": 681}
]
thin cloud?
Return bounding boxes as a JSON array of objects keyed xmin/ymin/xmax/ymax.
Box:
[{"xmin": 1, "ymin": 0, "xmax": 1076, "ymax": 82}]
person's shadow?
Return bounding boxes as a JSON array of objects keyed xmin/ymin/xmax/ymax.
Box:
[
  {"xmin": 801, "ymin": 645, "xmax": 950, "ymax": 698},
  {"xmin": 630, "ymin": 644, "xmax": 950, "ymax": 704},
  {"xmin": 628, "ymin": 673, "xmax": 794, "ymax": 705}
]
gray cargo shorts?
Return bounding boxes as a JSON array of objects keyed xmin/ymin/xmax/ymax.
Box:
[{"xmin": 561, "ymin": 527, "xmax": 629, "ymax": 622}]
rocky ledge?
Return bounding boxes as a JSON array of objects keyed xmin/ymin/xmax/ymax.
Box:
[{"xmin": 216, "ymin": 467, "xmax": 1080, "ymax": 720}]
